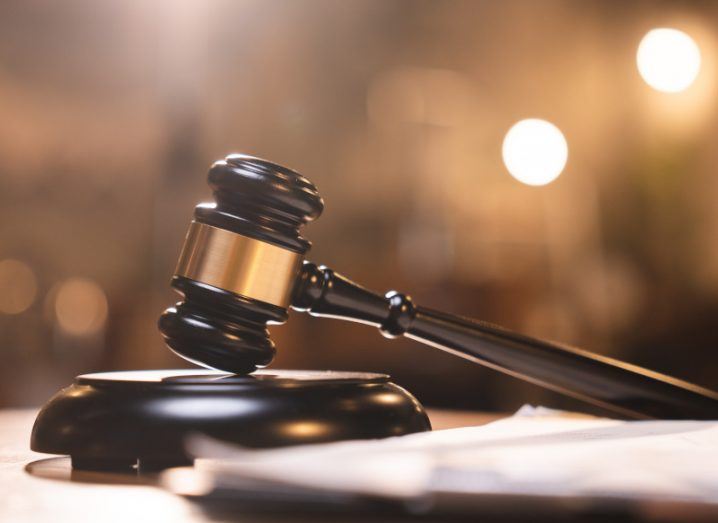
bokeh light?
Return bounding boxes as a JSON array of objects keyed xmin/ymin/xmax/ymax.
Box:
[
  {"xmin": 502, "ymin": 119, "xmax": 568, "ymax": 186},
  {"xmin": 0, "ymin": 259, "xmax": 37, "ymax": 314},
  {"xmin": 637, "ymin": 28, "xmax": 701, "ymax": 93},
  {"xmin": 54, "ymin": 278, "xmax": 108, "ymax": 336}
]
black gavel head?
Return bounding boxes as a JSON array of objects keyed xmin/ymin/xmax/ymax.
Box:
[{"xmin": 158, "ymin": 154, "xmax": 323, "ymax": 374}]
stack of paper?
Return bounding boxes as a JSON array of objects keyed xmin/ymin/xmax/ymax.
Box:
[{"xmin": 165, "ymin": 406, "xmax": 718, "ymax": 513}]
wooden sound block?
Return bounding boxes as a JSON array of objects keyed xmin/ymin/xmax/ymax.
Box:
[{"xmin": 30, "ymin": 370, "xmax": 430, "ymax": 472}]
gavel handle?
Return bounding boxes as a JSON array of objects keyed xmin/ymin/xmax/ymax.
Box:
[{"xmin": 292, "ymin": 262, "xmax": 718, "ymax": 420}]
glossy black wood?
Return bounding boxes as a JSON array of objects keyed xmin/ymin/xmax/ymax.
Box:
[
  {"xmin": 158, "ymin": 154, "xmax": 324, "ymax": 373},
  {"xmin": 159, "ymin": 276, "xmax": 283, "ymax": 374},
  {"xmin": 293, "ymin": 263, "xmax": 718, "ymax": 420},
  {"xmin": 159, "ymin": 154, "xmax": 718, "ymax": 420},
  {"xmin": 196, "ymin": 154, "xmax": 323, "ymax": 253},
  {"xmin": 31, "ymin": 370, "xmax": 431, "ymax": 471}
]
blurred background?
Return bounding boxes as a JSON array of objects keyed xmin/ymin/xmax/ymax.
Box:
[{"xmin": 1, "ymin": 0, "xmax": 717, "ymax": 414}]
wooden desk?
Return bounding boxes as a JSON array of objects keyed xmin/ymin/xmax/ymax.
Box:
[
  {"xmin": 5, "ymin": 409, "xmax": 715, "ymax": 522},
  {"xmin": 1, "ymin": 408, "xmax": 499, "ymax": 523}
]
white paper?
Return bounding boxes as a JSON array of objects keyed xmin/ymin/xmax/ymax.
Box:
[{"xmin": 187, "ymin": 406, "xmax": 718, "ymax": 504}]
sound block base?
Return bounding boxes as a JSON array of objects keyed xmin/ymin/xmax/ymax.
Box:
[{"xmin": 31, "ymin": 370, "xmax": 430, "ymax": 471}]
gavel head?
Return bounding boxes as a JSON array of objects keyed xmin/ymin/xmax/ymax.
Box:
[{"xmin": 158, "ymin": 154, "xmax": 323, "ymax": 374}]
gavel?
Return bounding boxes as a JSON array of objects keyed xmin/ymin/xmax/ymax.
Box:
[{"xmin": 158, "ymin": 154, "xmax": 718, "ymax": 420}]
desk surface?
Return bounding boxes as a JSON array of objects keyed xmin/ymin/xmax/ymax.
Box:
[
  {"xmin": 1, "ymin": 408, "xmax": 499, "ymax": 523},
  {"xmin": 5, "ymin": 408, "xmax": 717, "ymax": 523}
]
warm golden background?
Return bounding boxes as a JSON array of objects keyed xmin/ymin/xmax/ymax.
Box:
[{"xmin": 1, "ymin": 0, "xmax": 717, "ymax": 413}]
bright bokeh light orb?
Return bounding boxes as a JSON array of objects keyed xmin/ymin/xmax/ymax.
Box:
[
  {"xmin": 0, "ymin": 259, "xmax": 37, "ymax": 314},
  {"xmin": 637, "ymin": 28, "xmax": 701, "ymax": 93},
  {"xmin": 54, "ymin": 278, "xmax": 108, "ymax": 336},
  {"xmin": 502, "ymin": 119, "xmax": 568, "ymax": 186}
]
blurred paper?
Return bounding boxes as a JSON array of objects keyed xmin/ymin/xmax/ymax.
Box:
[{"xmin": 182, "ymin": 406, "xmax": 718, "ymax": 505}]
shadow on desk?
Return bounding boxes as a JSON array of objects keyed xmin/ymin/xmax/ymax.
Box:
[
  {"xmin": 26, "ymin": 457, "xmax": 154, "ymax": 486},
  {"xmin": 186, "ymin": 489, "xmax": 717, "ymax": 523}
]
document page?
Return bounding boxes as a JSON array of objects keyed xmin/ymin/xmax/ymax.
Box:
[{"xmin": 185, "ymin": 406, "xmax": 718, "ymax": 505}]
